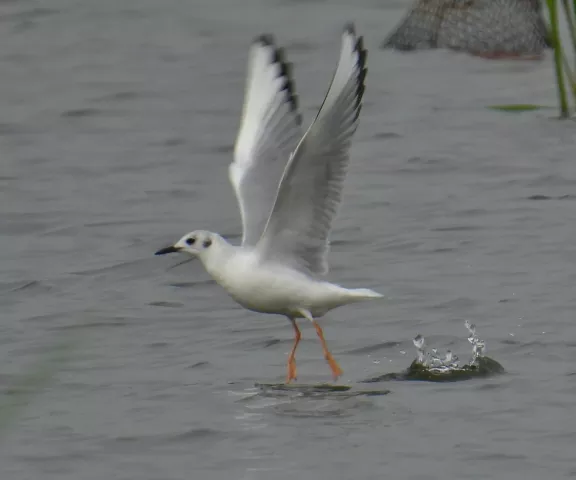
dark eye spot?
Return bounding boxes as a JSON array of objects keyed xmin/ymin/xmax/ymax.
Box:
[
  {"xmin": 186, "ymin": 237, "xmax": 195, "ymax": 246},
  {"xmin": 203, "ymin": 239, "xmax": 212, "ymax": 248}
]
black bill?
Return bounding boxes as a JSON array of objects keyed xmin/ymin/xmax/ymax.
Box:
[{"xmin": 155, "ymin": 245, "xmax": 180, "ymax": 256}]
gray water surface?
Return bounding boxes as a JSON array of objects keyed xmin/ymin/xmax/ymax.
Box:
[{"xmin": 2, "ymin": 0, "xmax": 576, "ymax": 479}]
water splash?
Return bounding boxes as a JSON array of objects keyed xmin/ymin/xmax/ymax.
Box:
[
  {"xmin": 412, "ymin": 321, "xmax": 485, "ymax": 372},
  {"xmin": 413, "ymin": 334, "xmax": 425, "ymax": 364},
  {"xmin": 465, "ymin": 320, "xmax": 486, "ymax": 362}
]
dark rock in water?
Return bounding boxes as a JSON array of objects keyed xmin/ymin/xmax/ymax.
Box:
[
  {"xmin": 360, "ymin": 356, "xmax": 505, "ymax": 383},
  {"xmin": 382, "ymin": 0, "xmax": 551, "ymax": 58}
]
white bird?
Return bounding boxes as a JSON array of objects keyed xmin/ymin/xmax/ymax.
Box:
[{"xmin": 156, "ymin": 23, "xmax": 383, "ymax": 383}]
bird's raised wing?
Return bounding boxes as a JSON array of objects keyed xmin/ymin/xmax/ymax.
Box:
[
  {"xmin": 256, "ymin": 24, "xmax": 367, "ymax": 275},
  {"xmin": 230, "ymin": 35, "xmax": 303, "ymax": 247}
]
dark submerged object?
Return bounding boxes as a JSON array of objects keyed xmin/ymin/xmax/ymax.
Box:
[
  {"xmin": 255, "ymin": 382, "xmax": 391, "ymax": 397},
  {"xmin": 382, "ymin": 0, "xmax": 551, "ymax": 58},
  {"xmin": 360, "ymin": 355, "xmax": 505, "ymax": 383}
]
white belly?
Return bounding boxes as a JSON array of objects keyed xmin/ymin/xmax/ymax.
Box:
[{"xmin": 205, "ymin": 251, "xmax": 346, "ymax": 317}]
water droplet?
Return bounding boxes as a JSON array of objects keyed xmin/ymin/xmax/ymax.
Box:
[
  {"xmin": 413, "ymin": 335, "xmax": 425, "ymax": 350},
  {"xmin": 465, "ymin": 321, "xmax": 486, "ymax": 363},
  {"xmin": 413, "ymin": 334, "xmax": 427, "ymax": 365}
]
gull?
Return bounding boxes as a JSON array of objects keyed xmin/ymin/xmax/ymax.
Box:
[{"xmin": 155, "ymin": 23, "xmax": 383, "ymax": 383}]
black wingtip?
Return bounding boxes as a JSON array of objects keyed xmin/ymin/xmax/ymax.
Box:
[
  {"xmin": 342, "ymin": 23, "xmax": 367, "ymax": 105},
  {"xmin": 352, "ymin": 33, "xmax": 368, "ymax": 110},
  {"xmin": 253, "ymin": 36, "xmax": 301, "ymax": 127},
  {"xmin": 273, "ymin": 46, "xmax": 286, "ymax": 68},
  {"xmin": 344, "ymin": 22, "xmax": 356, "ymax": 36},
  {"xmin": 254, "ymin": 34, "xmax": 275, "ymax": 46},
  {"xmin": 355, "ymin": 36, "xmax": 367, "ymax": 70},
  {"xmin": 278, "ymin": 60, "xmax": 300, "ymax": 118}
]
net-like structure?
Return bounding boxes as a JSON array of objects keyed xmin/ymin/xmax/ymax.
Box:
[{"xmin": 382, "ymin": 0, "xmax": 551, "ymax": 58}]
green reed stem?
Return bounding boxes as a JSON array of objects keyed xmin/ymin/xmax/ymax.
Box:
[
  {"xmin": 561, "ymin": 50, "xmax": 576, "ymax": 102},
  {"xmin": 546, "ymin": 0, "xmax": 570, "ymax": 117},
  {"xmin": 560, "ymin": 0, "xmax": 576, "ymax": 104},
  {"xmin": 561, "ymin": 0, "xmax": 576, "ymax": 57}
]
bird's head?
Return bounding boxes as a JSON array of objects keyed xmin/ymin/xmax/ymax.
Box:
[{"xmin": 155, "ymin": 230, "xmax": 217, "ymax": 261}]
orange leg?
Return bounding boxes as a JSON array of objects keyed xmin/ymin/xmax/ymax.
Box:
[
  {"xmin": 286, "ymin": 318, "xmax": 301, "ymax": 384},
  {"xmin": 312, "ymin": 320, "xmax": 343, "ymax": 381}
]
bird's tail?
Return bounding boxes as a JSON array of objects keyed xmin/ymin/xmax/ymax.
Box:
[{"xmin": 347, "ymin": 288, "xmax": 384, "ymax": 301}]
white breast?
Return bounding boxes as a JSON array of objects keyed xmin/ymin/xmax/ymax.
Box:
[{"xmin": 202, "ymin": 245, "xmax": 349, "ymax": 317}]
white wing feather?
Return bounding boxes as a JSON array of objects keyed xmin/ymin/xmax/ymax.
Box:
[
  {"xmin": 230, "ymin": 36, "xmax": 303, "ymax": 247},
  {"xmin": 256, "ymin": 24, "xmax": 368, "ymax": 275}
]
